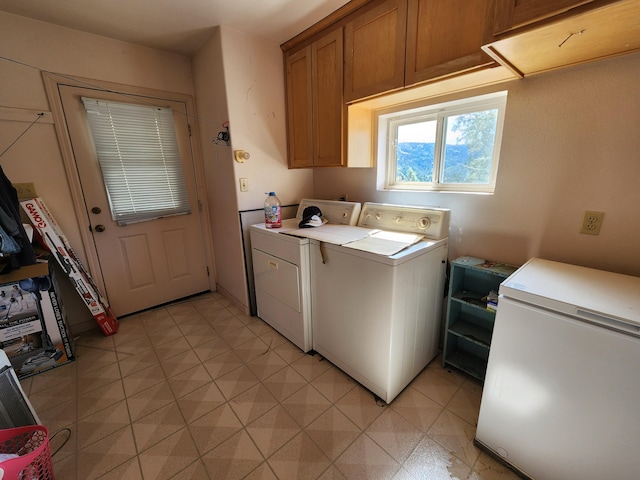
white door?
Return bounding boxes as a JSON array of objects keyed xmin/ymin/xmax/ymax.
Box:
[{"xmin": 58, "ymin": 85, "xmax": 210, "ymax": 316}]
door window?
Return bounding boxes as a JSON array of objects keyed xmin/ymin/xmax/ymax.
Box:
[{"xmin": 82, "ymin": 98, "xmax": 191, "ymax": 225}]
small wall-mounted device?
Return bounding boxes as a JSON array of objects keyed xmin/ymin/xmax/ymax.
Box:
[{"xmin": 234, "ymin": 150, "xmax": 250, "ymax": 163}]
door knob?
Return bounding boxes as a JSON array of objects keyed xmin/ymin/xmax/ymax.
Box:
[
  {"xmin": 91, "ymin": 207, "xmax": 102, "ymax": 214},
  {"xmin": 94, "ymin": 224, "xmax": 106, "ymax": 232}
]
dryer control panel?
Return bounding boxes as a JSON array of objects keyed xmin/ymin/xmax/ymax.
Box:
[
  {"xmin": 296, "ymin": 199, "xmax": 361, "ymax": 225},
  {"xmin": 358, "ymin": 203, "xmax": 450, "ymax": 239}
]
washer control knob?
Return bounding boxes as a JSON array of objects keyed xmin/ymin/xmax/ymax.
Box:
[
  {"xmin": 375, "ymin": 213, "xmax": 381, "ymax": 220},
  {"xmin": 395, "ymin": 217, "xmax": 403, "ymax": 224},
  {"xmin": 418, "ymin": 217, "xmax": 431, "ymax": 229}
]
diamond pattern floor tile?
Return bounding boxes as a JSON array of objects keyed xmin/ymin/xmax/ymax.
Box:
[
  {"xmin": 201, "ymin": 430, "xmax": 265, "ymax": 479},
  {"xmin": 126, "ymin": 381, "xmax": 175, "ymax": 422},
  {"xmin": 268, "ymin": 432, "xmax": 331, "ymax": 479},
  {"xmin": 202, "ymin": 349, "xmax": 244, "ymax": 379},
  {"xmin": 76, "ymin": 425, "xmax": 138, "ymax": 479},
  {"xmin": 365, "ymin": 409, "xmax": 424, "ymax": 464},
  {"xmin": 390, "ymin": 386, "xmax": 443, "ymax": 431},
  {"xmin": 312, "ymin": 366, "xmax": 357, "ymax": 403},
  {"xmin": 446, "ymin": 380, "xmax": 483, "ymax": 425},
  {"xmin": 188, "ymin": 403, "xmax": 243, "ymax": 454},
  {"xmin": 215, "ymin": 364, "xmax": 260, "ymax": 400},
  {"xmin": 20, "ymin": 292, "xmax": 491, "ymax": 480},
  {"xmin": 192, "ymin": 335, "xmax": 231, "ymax": 362},
  {"xmin": 305, "ymin": 406, "xmax": 361, "ymax": 461},
  {"xmin": 77, "ymin": 379, "xmax": 126, "ymax": 420},
  {"xmin": 177, "ymin": 381, "xmax": 226, "ymax": 423},
  {"xmin": 410, "ymin": 368, "xmax": 460, "ymax": 407},
  {"xmin": 138, "ymin": 427, "xmax": 200, "ymax": 480},
  {"xmin": 132, "ymin": 402, "xmax": 186, "ymax": 451},
  {"xmin": 167, "ymin": 459, "xmax": 209, "ymax": 480},
  {"xmin": 246, "ymin": 350, "xmax": 288, "ymax": 380},
  {"xmin": 76, "ymin": 361, "xmax": 122, "ymax": 395},
  {"xmin": 244, "ymin": 462, "xmax": 279, "ymax": 480},
  {"xmin": 335, "ymin": 386, "xmax": 386, "ymax": 430},
  {"xmin": 117, "ymin": 348, "xmax": 159, "ymax": 377},
  {"xmin": 166, "ymin": 363, "xmax": 213, "ymax": 399},
  {"xmin": 291, "ymin": 353, "xmax": 332, "ymax": 381},
  {"xmin": 228, "ymin": 383, "xmax": 278, "ymax": 425},
  {"xmin": 402, "ymin": 435, "xmax": 471, "ymax": 480},
  {"xmin": 77, "ymin": 400, "xmax": 131, "ymax": 449},
  {"xmin": 262, "ymin": 365, "xmax": 308, "ymax": 402},
  {"xmin": 281, "ymin": 384, "xmax": 331, "ymax": 428},
  {"xmin": 122, "ymin": 363, "xmax": 166, "ymax": 398},
  {"xmin": 427, "ymin": 410, "xmax": 480, "ymax": 467},
  {"xmin": 246, "ymin": 404, "xmax": 302, "ymax": 458},
  {"xmin": 153, "ymin": 336, "xmax": 193, "ymax": 360},
  {"xmin": 334, "ymin": 433, "xmax": 400, "ymax": 479},
  {"xmin": 96, "ymin": 456, "xmax": 143, "ymax": 480}
]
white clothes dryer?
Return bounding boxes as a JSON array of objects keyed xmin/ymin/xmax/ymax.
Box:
[
  {"xmin": 250, "ymin": 199, "xmax": 361, "ymax": 352},
  {"xmin": 310, "ymin": 203, "xmax": 450, "ymax": 403}
]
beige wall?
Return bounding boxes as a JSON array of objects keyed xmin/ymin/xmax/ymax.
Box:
[
  {"xmin": 193, "ymin": 26, "xmax": 313, "ymax": 312},
  {"xmin": 0, "ymin": 12, "xmax": 200, "ymax": 329},
  {"xmin": 220, "ymin": 27, "xmax": 313, "ymax": 211},
  {"xmin": 314, "ymin": 52, "xmax": 640, "ymax": 276}
]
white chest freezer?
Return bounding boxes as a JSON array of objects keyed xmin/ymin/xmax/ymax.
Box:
[{"xmin": 476, "ymin": 257, "xmax": 640, "ymax": 480}]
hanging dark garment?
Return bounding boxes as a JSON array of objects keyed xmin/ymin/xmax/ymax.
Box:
[{"xmin": 0, "ymin": 165, "xmax": 37, "ymax": 273}]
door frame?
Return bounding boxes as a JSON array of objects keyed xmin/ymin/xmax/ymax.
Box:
[{"xmin": 42, "ymin": 72, "xmax": 215, "ymax": 301}]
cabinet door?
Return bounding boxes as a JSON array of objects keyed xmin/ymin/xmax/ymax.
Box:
[
  {"xmin": 493, "ymin": 0, "xmax": 594, "ymax": 35},
  {"xmin": 405, "ymin": 0, "xmax": 495, "ymax": 86},
  {"xmin": 344, "ymin": 0, "xmax": 408, "ymax": 102},
  {"xmin": 312, "ymin": 28, "xmax": 345, "ymax": 167},
  {"xmin": 285, "ymin": 46, "xmax": 314, "ymax": 168}
]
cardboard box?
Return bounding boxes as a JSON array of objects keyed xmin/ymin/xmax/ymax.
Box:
[
  {"xmin": 20, "ymin": 198, "xmax": 118, "ymax": 336},
  {"xmin": 0, "ymin": 262, "xmax": 74, "ymax": 379}
]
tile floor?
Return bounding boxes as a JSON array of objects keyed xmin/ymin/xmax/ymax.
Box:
[{"xmin": 19, "ymin": 292, "xmax": 521, "ymax": 479}]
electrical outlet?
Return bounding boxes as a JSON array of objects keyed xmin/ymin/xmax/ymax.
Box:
[
  {"xmin": 580, "ymin": 210, "xmax": 604, "ymax": 235},
  {"xmin": 239, "ymin": 178, "xmax": 248, "ymax": 192},
  {"xmin": 13, "ymin": 182, "xmax": 37, "ymax": 199}
]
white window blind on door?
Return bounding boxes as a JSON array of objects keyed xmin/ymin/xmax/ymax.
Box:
[{"xmin": 81, "ymin": 97, "xmax": 191, "ymax": 225}]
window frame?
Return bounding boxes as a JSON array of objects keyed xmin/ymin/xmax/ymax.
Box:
[{"xmin": 375, "ymin": 91, "xmax": 507, "ymax": 194}]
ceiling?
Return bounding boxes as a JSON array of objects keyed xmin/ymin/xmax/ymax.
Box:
[{"xmin": 0, "ymin": 0, "xmax": 352, "ymax": 56}]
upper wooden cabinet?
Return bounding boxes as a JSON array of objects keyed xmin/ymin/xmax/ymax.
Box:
[
  {"xmin": 405, "ymin": 0, "xmax": 496, "ymax": 86},
  {"xmin": 492, "ymin": 0, "xmax": 595, "ymax": 35},
  {"xmin": 312, "ymin": 30, "xmax": 345, "ymax": 167},
  {"xmin": 285, "ymin": 28, "xmax": 344, "ymax": 168},
  {"xmin": 285, "ymin": 46, "xmax": 313, "ymax": 168},
  {"xmin": 344, "ymin": 0, "xmax": 408, "ymax": 103},
  {"xmin": 484, "ymin": 0, "xmax": 640, "ymax": 77}
]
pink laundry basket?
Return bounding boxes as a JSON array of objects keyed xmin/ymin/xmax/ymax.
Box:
[{"xmin": 0, "ymin": 425, "xmax": 54, "ymax": 479}]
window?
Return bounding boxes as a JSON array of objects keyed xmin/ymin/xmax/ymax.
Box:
[
  {"xmin": 376, "ymin": 91, "xmax": 507, "ymax": 193},
  {"xmin": 82, "ymin": 97, "xmax": 191, "ymax": 225}
]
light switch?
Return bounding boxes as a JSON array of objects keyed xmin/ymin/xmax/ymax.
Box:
[{"xmin": 239, "ymin": 178, "xmax": 248, "ymax": 192}]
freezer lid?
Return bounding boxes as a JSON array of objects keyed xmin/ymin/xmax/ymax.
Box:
[{"xmin": 500, "ymin": 258, "xmax": 640, "ymax": 327}]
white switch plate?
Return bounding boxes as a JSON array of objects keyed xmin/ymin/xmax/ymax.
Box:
[{"xmin": 239, "ymin": 178, "xmax": 248, "ymax": 192}]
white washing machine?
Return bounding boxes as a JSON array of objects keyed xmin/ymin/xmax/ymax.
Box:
[
  {"xmin": 250, "ymin": 199, "xmax": 361, "ymax": 352},
  {"xmin": 310, "ymin": 203, "xmax": 450, "ymax": 403}
]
